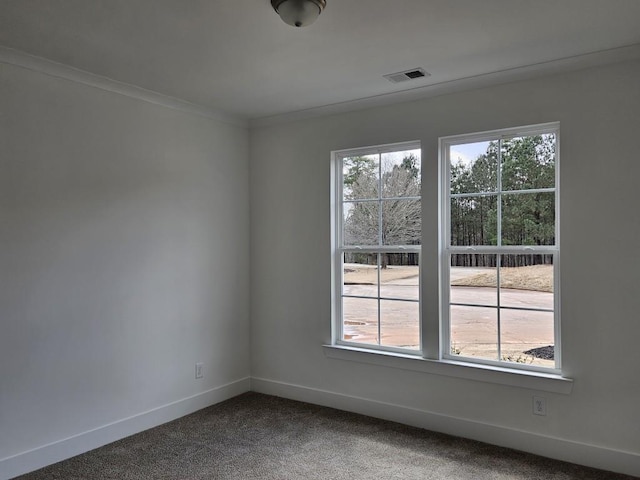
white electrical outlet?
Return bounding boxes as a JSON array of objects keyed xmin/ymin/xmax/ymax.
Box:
[
  {"xmin": 195, "ymin": 362, "xmax": 203, "ymax": 379},
  {"xmin": 533, "ymin": 395, "xmax": 546, "ymax": 416}
]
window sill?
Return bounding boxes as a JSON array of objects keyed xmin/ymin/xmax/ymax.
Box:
[{"xmin": 322, "ymin": 345, "xmax": 573, "ymax": 394}]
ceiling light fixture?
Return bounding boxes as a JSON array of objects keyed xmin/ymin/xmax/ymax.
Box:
[{"xmin": 271, "ymin": 0, "xmax": 326, "ymax": 28}]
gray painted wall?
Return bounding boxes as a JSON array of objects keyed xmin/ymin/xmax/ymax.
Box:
[
  {"xmin": 250, "ymin": 60, "xmax": 640, "ymax": 468},
  {"xmin": 0, "ymin": 62, "xmax": 250, "ymax": 462},
  {"xmin": 2, "ymin": 56, "xmax": 639, "ymax": 477}
]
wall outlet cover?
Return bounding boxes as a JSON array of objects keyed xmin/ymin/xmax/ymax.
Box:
[{"xmin": 533, "ymin": 395, "xmax": 546, "ymax": 416}]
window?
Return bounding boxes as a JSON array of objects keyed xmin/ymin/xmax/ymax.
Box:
[
  {"xmin": 331, "ymin": 123, "xmax": 559, "ymax": 375},
  {"xmin": 333, "ymin": 142, "xmax": 421, "ymax": 353},
  {"xmin": 441, "ymin": 123, "xmax": 560, "ymax": 372}
]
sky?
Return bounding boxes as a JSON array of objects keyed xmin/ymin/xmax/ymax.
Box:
[{"xmin": 449, "ymin": 141, "xmax": 490, "ymax": 167}]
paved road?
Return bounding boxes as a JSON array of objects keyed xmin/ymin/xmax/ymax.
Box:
[{"xmin": 342, "ymin": 274, "xmax": 554, "ymax": 367}]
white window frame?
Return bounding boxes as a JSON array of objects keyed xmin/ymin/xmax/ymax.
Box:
[
  {"xmin": 329, "ymin": 124, "xmax": 562, "ymax": 381},
  {"xmin": 331, "ymin": 141, "xmax": 422, "ymax": 355},
  {"xmin": 440, "ymin": 122, "xmax": 561, "ymax": 374}
]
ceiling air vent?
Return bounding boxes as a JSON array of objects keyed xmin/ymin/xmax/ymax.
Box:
[{"xmin": 383, "ymin": 68, "xmax": 430, "ymax": 83}]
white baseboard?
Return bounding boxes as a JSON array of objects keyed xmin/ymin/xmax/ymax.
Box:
[
  {"xmin": 1, "ymin": 377, "xmax": 251, "ymax": 480},
  {"xmin": 251, "ymin": 377, "xmax": 640, "ymax": 477},
  {"xmin": 5, "ymin": 377, "xmax": 638, "ymax": 478}
]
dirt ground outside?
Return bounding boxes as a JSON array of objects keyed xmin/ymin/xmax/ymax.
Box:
[{"xmin": 342, "ymin": 264, "xmax": 554, "ymax": 368}]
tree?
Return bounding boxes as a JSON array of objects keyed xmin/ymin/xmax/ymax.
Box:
[
  {"xmin": 500, "ymin": 135, "xmax": 555, "ymax": 251},
  {"xmin": 343, "ymin": 154, "xmax": 421, "ymax": 267},
  {"xmin": 449, "ymin": 135, "xmax": 555, "ymax": 267}
]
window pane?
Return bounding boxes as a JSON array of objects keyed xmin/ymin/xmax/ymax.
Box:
[
  {"xmin": 381, "ymin": 149, "xmax": 421, "ymax": 198},
  {"xmin": 450, "ymin": 254, "xmax": 497, "ymax": 307},
  {"xmin": 380, "ymin": 254, "xmax": 419, "ymax": 300},
  {"xmin": 343, "ymin": 253, "xmax": 378, "ymax": 299},
  {"xmin": 500, "ymin": 309, "xmax": 554, "ymax": 368},
  {"xmin": 450, "ymin": 195, "xmax": 497, "ymax": 246},
  {"xmin": 501, "ymin": 134, "xmax": 555, "ymax": 191},
  {"xmin": 450, "ymin": 141, "xmax": 496, "ymax": 194},
  {"xmin": 499, "ymin": 254, "xmax": 554, "ymax": 310},
  {"xmin": 343, "ymin": 201, "xmax": 379, "ymax": 246},
  {"xmin": 501, "ymin": 192, "xmax": 555, "ymax": 246},
  {"xmin": 342, "ymin": 297, "xmax": 378, "ymax": 345},
  {"xmin": 380, "ymin": 300, "xmax": 419, "ymax": 350},
  {"xmin": 382, "ymin": 199, "xmax": 421, "ymax": 245},
  {"xmin": 343, "ymin": 155, "xmax": 379, "ymax": 200},
  {"xmin": 450, "ymin": 305, "xmax": 498, "ymax": 360}
]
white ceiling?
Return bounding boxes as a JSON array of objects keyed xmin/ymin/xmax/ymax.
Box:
[{"xmin": 1, "ymin": 0, "xmax": 640, "ymax": 122}]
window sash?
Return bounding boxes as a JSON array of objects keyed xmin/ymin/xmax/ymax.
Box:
[
  {"xmin": 441, "ymin": 252, "xmax": 560, "ymax": 373},
  {"xmin": 336, "ymin": 251, "xmax": 421, "ymax": 353}
]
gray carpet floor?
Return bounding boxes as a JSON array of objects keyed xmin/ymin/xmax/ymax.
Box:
[{"xmin": 15, "ymin": 392, "xmax": 637, "ymax": 479}]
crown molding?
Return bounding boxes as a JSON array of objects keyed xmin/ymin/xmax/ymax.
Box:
[
  {"xmin": 250, "ymin": 43, "xmax": 640, "ymax": 128},
  {"xmin": 3, "ymin": 43, "xmax": 639, "ymax": 131},
  {"xmin": 0, "ymin": 46, "xmax": 247, "ymax": 128}
]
